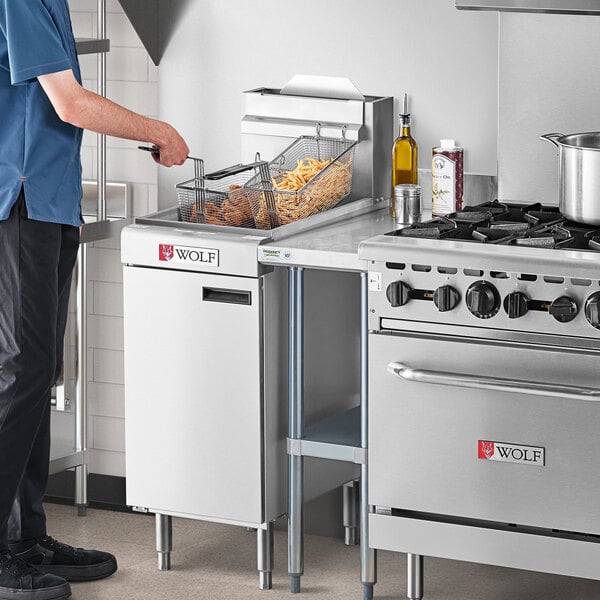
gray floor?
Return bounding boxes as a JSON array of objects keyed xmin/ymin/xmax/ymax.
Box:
[{"xmin": 45, "ymin": 503, "xmax": 600, "ymax": 600}]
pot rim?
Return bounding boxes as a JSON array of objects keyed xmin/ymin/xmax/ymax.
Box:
[{"xmin": 541, "ymin": 131, "xmax": 600, "ymax": 152}]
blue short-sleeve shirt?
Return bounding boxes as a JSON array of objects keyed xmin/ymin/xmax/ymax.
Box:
[{"xmin": 0, "ymin": 0, "xmax": 83, "ymax": 227}]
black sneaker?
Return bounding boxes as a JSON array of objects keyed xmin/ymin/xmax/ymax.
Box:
[
  {"xmin": 0, "ymin": 551, "xmax": 71, "ymax": 600},
  {"xmin": 11, "ymin": 536, "xmax": 117, "ymax": 582}
]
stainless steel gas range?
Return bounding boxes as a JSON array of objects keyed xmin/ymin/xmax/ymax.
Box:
[{"xmin": 359, "ymin": 201, "xmax": 600, "ymax": 600}]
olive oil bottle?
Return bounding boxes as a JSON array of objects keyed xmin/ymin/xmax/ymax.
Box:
[{"xmin": 392, "ymin": 93, "xmax": 418, "ymax": 218}]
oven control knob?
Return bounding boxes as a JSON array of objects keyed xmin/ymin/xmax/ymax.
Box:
[
  {"xmin": 503, "ymin": 291, "xmax": 529, "ymax": 319},
  {"xmin": 386, "ymin": 281, "xmax": 411, "ymax": 307},
  {"xmin": 584, "ymin": 292, "xmax": 600, "ymax": 329},
  {"xmin": 466, "ymin": 281, "xmax": 501, "ymax": 319},
  {"xmin": 549, "ymin": 296, "xmax": 578, "ymax": 323},
  {"xmin": 433, "ymin": 285, "xmax": 460, "ymax": 312}
]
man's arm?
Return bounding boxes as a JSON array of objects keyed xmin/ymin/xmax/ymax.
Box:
[{"xmin": 38, "ymin": 69, "xmax": 189, "ymax": 167}]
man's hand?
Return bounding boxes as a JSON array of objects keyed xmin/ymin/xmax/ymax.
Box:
[{"xmin": 38, "ymin": 69, "xmax": 189, "ymax": 166}]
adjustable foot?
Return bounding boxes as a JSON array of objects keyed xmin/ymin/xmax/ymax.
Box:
[{"xmin": 290, "ymin": 575, "xmax": 301, "ymax": 593}]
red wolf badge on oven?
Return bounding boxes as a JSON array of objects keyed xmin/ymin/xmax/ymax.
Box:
[
  {"xmin": 159, "ymin": 244, "xmax": 174, "ymax": 261},
  {"xmin": 478, "ymin": 439, "xmax": 545, "ymax": 467}
]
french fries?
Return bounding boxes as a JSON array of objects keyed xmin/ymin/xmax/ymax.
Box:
[
  {"xmin": 272, "ymin": 158, "xmax": 332, "ymax": 191},
  {"xmin": 250, "ymin": 157, "xmax": 353, "ymax": 229}
]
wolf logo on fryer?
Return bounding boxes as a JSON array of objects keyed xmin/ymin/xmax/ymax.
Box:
[
  {"xmin": 159, "ymin": 244, "xmax": 174, "ymax": 261},
  {"xmin": 479, "ymin": 440, "xmax": 495, "ymax": 459}
]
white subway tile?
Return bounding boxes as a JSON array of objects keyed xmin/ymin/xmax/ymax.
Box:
[
  {"xmin": 87, "ymin": 247, "xmax": 123, "ymax": 283},
  {"xmin": 86, "ymin": 448, "xmax": 125, "ymax": 478},
  {"xmin": 107, "ymin": 12, "xmax": 141, "ymax": 48},
  {"xmin": 77, "ymin": 54, "xmax": 97, "ymax": 80},
  {"xmin": 69, "ymin": 0, "xmax": 98, "ymax": 13},
  {"xmin": 106, "ymin": 80, "xmax": 158, "ymax": 117},
  {"xmin": 92, "ymin": 348, "xmax": 124, "ymax": 385},
  {"xmin": 89, "ymin": 315, "xmax": 124, "ymax": 350},
  {"xmin": 91, "ymin": 415, "xmax": 125, "ymax": 453},
  {"xmin": 70, "ymin": 12, "xmax": 94, "ymax": 38},
  {"xmin": 106, "ymin": 147, "xmax": 159, "ymax": 185},
  {"xmin": 88, "ymin": 382, "xmax": 125, "ymax": 419},
  {"xmin": 107, "ymin": 47, "xmax": 150, "ymax": 82},
  {"xmin": 92, "ymin": 282, "xmax": 124, "ymax": 317}
]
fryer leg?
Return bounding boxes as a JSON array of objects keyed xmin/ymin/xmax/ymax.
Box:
[
  {"xmin": 257, "ymin": 522, "xmax": 274, "ymax": 590},
  {"xmin": 343, "ymin": 480, "xmax": 360, "ymax": 546},
  {"xmin": 156, "ymin": 513, "xmax": 173, "ymax": 571},
  {"xmin": 407, "ymin": 553, "xmax": 424, "ymax": 600}
]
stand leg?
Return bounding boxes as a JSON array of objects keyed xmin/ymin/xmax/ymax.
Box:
[
  {"xmin": 360, "ymin": 273, "xmax": 377, "ymax": 599},
  {"xmin": 257, "ymin": 523, "xmax": 274, "ymax": 590},
  {"xmin": 75, "ymin": 464, "xmax": 88, "ymax": 516},
  {"xmin": 407, "ymin": 554, "xmax": 424, "ymax": 600},
  {"xmin": 156, "ymin": 514, "xmax": 173, "ymax": 571},
  {"xmin": 288, "ymin": 267, "xmax": 304, "ymax": 594},
  {"xmin": 343, "ymin": 480, "xmax": 360, "ymax": 546}
]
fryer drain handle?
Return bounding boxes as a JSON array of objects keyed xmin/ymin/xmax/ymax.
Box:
[{"xmin": 387, "ymin": 362, "xmax": 600, "ymax": 402}]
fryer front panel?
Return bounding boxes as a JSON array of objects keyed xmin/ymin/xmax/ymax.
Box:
[{"xmin": 124, "ymin": 266, "xmax": 264, "ymax": 525}]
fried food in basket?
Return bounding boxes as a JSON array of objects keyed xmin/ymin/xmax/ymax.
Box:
[
  {"xmin": 251, "ymin": 158, "xmax": 353, "ymax": 229},
  {"xmin": 187, "ymin": 185, "xmax": 254, "ymax": 227}
]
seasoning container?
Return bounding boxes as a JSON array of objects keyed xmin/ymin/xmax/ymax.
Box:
[
  {"xmin": 432, "ymin": 139, "xmax": 463, "ymax": 217},
  {"xmin": 393, "ymin": 184, "xmax": 422, "ymax": 225},
  {"xmin": 391, "ymin": 93, "xmax": 418, "ymax": 219}
]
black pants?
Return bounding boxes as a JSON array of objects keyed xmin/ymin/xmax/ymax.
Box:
[{"xmin": 0, "ymin": 193, "xmax": 79, "ymax": 549}]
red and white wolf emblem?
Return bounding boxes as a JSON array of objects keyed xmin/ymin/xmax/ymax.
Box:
[
  {"xmin": 478, "ymin": 440, "xmax": 495, "ymax": 459},
  {"xmin": 159, "ymin": 244, "xmax": 174, "ymax": 261}
]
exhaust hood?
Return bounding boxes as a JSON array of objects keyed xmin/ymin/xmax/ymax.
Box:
[{"xmin": 456, "ymin": 0, "xmax": 600, "ymax": 14}]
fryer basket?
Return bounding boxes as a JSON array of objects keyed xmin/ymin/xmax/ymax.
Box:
[
  {"xmin": 176, "ymin": 159, "xmax": 277, "ymax": 228},
  {"xmin": 244, "ymin": 135, "xmax": 357, "ymax": 230}
]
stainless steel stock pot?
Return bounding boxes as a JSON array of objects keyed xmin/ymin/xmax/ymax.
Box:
[{"xmin": 541, "ymin": 132, "xmax": 600, "ymax": 225}]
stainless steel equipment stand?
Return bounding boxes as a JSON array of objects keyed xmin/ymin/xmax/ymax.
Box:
[
  {"xmin": 50, "ymin": 0, "xmax": 112, "ymax": 514},
  {"xmin": 287, "ymin": 268, "xmax": 376, "ymax": 599}
]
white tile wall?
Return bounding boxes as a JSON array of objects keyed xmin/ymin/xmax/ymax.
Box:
[{"xmin": 51, "ymin": 0, "xmax": 159, "ymax": 478}]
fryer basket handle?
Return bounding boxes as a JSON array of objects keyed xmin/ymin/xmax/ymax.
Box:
[
  {"xmin": 387, "ymin": 361, "xmax": 600, "ymax": 402},
  {"xmin": 204, "ymin": 161, "xmax": 265, "ymax": 181}
]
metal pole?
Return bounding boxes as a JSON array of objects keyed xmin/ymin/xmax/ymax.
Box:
[
  {"xmin": 360, "ymin": 272, "xmax": 377, "ymax": 600},
  {"xmin": 97, "ymin": 0, "xmax": 107, "ymax": 221},
  {"xmin": 288, "ymin": 267, "xmax": 304, "ymax": 593},
  {"xmin": 74, "ymin": 246, "xmax": 88, "ymax": 516}
]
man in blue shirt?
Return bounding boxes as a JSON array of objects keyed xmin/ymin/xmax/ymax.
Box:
[{"xmin": 0, "ymin": 2, "xmax": 189, "ymax": 599}]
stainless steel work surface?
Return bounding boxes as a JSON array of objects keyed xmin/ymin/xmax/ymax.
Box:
[{"xmin": 259, "ymin": 204, "xmax": 395, "ymax": 272}]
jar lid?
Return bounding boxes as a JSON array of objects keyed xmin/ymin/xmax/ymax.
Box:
[{"xmin": 394, "ymin": 184, "xmax": 422, "ymax": 196}]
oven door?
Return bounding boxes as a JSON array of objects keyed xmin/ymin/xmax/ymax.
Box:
[{"xmin": 369, "ymin": 331, "xmax": 600, "ymax": 535}]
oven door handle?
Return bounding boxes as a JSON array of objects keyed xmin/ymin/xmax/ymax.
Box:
[{"xmin": 387, "ymin": 362, "xmax": 600, "ymax": 402}]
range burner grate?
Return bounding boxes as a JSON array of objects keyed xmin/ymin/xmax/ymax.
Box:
[{"xmin": 390, "ymin": 200, "xmax": 600, "ymax": 251}]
